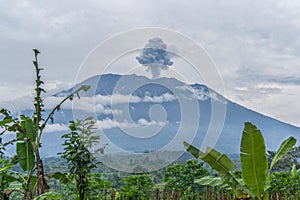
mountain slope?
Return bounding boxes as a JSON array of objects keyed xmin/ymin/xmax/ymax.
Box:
[
  {"xmin": 55, "ymin": 74, "xmax": 299, "ymax": 153},
  {"xmin": 3, "ymin": 74, "xmax": 299, "ymax": 158}
]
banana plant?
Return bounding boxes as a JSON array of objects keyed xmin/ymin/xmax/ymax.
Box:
[
  {"xmin": 264, "ymin": 135, "xmax": 297, "ymax": 199},
  {"xmin": 268, "ymin": 164, "xmax": 300, "ymax": 198},
  {"xmin": 240, "ymin": 122, "xmax": 268, "ymax": 199},
  {"xmin": 184, "ymin": 142, "xmax": 252, "ymax": 199},
  {"xmin": 184, "ymin": 122, "xmax": 297, "ymax": 200},
  {"xmin": 195, "ymin": 176, "xmax": 231, "ymax": 190},
  {"xmin": 0, "ymin": 49, "xmax": 90, "ymax": 199}
]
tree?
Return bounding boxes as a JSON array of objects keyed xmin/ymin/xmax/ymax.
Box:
[
  {"xmin": 59, "ymin": 117, "xmax": 105, "ymax": 200},
  {"xmin": 268, "ymin": 165, "xmax": 300, "ymax": 198},
  {"xmin": 0, "ymin": 49, "xmax": 90, "ymax": 199},
  {"xmin": 117, "ymin": 174, "xmax": 154, "ymax": 200},
  {"xmin": 163, "ymin": 160, "xmax": 208, "ymax": 193}
]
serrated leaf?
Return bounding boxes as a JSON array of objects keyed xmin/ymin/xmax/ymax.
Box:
[
  {"xmin": 33, "ymin": 49, "xmax": 40, "ymax": 55},
  {"xmin": 33, "ymin": 61, "xmax": 38, "ymax": 67},
  {"xmin": 48, "ymin": 172, "xmax": 69, "ymax": 184},
  {"xmin": 0, "ymin": 118, "xmax": 13, "ymax": 126}
]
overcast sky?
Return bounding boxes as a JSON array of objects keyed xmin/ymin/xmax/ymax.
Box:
[{"xmin": 1, "ymin": 0, "xmax": 300, "ymax": 126}]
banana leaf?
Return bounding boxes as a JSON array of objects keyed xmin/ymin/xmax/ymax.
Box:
[
  {"xmin": 195, "ymin": 176, "xmax": 230, "ymax": 189},
  {"xmin": 240, "ymin": 122, "xmax": 267, "ymax": 199},
  {"xmin": 16, "ymin": 140, "xmax": 35, "ymax": 171},
  {"xmin": 25, "ymin": 118, "xmax": 37, "ymax": 142},
  {"xmin": 184, "ymin": 142, "xmax": 245, "ymax": 197},
  {"xmin": 269, "ymin": 136, "xmax": 296, "ymax": 172}
]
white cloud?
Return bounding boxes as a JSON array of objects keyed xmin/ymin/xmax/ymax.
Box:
[
  {"xmin": 72, "ymin": 93, "xmax": 176, "ymax": 114},
  {"xmin": 230, "ymin": 83, "xmax": 300, "ymax": 126},
  {"xmin": 95, "ymin": 94, "xmax": 140, "ymax": 105},
  {"xmin": 0, "ymin": 80, "xmax": 73, "ymax": 113},
  {"xmin": 96, "ymin": 119, "xmax": 119, "ymax": 129},
  {"xmin": 0, "ymin": 88, "xmax": 177, "ymax": 119},
  {"xmin": 137, "ymin": 118, "xmax": 165, "ymax": 127},
  {"xmin": 142, "ymin": 93, "xmax": 176, "ymax": 103},
  {"xmin": 43, "ymin": 123, "xmax": 69, "ymax": 133},
  {"xmin": 179, "ymin": 85, "xmax": 209, "ymax": 101},
  {"xmin": 96, "ymin": 118, "xmax": 167, "ymax": 130},
  {"xmin": 178, "ymin": 85, "xmax": 227, "ymax": 103},
  {"xmin": 0, "ymin": 84, "xmax": 33, "ymax": 101},
  {"xmin": 1, "ymin": 0, "xmax": 300, "ymax": 126}
]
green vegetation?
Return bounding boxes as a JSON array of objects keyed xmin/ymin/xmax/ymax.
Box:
[
  {"xmin": 268, "ymin": 165, "xmax": 300, "ymax": 199},
  {"xmin": 58, "ymin": 117, "xmax": 106, "ymax": 200},
  {"xmin": 184, "ymin": 122, "xmax": 298, "ymax": 200},
  {"xmin": 163, "ymin": 160, "xmax": 208, "ymax": 198},
  {"xmin": 0, "ymin": 50, "xmax": 89, "ymax": 199},
  {"xmin": 0, "ymin": 51, "xmax": 299, "ymax": 199},
  {"xmin": 267, "ymin": 146, "xmax": 300, "ymax": 172},
  {"xmin": 117, "ymin": 174, "xmax": 154, "ymax": 200}
]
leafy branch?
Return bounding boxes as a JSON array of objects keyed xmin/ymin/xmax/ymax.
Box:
[
  {"xmin": 40, "ymin": 84, "xmax": 90, "ymax": 139},
  {"xmin": 0, "ymin": 49, "xmax": 91, "ymax": 199}
]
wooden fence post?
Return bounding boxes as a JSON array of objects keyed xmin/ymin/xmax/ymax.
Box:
[
  {"xmin": 155, "ymin": 188, "xmax": 160, "ymax": 200},
  {"xmin": 103, "ymin": 186, "xmax": 107, "ymax": 200},
  {"xmin": 163, "ymin": 187, "xmax": 168, "ymax": 200},
  {"xmin": 171, "ymin": 188, "xmax": 175, "ymax": 200},
  {"xmin": 111, "ymin": 187, "xmax": 115, "ymax": 200}
]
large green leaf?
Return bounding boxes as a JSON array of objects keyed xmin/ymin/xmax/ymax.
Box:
[
  {"xmin": 184, "ymin": 142, "xmax": 245, "ymax": 197},
  {"xmin": 0, "ymin": 172, "xmax": 18, "ymax": 182},
  {"xmin": 34, "ymin": 191, "xmax": 62, "ymax": 200},
  {"xmin": 25, "ymin": 118, "xmax": 37, "ymax": 142},
  {"xmin": 0, "ymin": 162, "xmax": 15, "ymax": 172},
  {"xmin": 183, "ymin": 141, "xmax": 202, "ymax": 158},
  {"xmin": 47, "ymin": 172, "xmax": 70, "ymax": 184},
  {"xmin": 201, "ymin": 147, "xmax": 235, "ymax": 174},
  {"xmin": 195, "ymin": 176, "xmax": 224, "ymax": 187},
  {"xmin": 16, "ymin": 141, "xmax": 35, "ymax": 171},
  {"xmin": 0, "ymin": 118, "xmax": 13, "ymax": 126},
  {"xmin": 291, "ymin": 164, "xmax": 297, "ymax": 178},
  {"xmin": 240, "ymin": 122, "xmax": 267, "ymax": 199},
  {"xmin": 269, "ymin": 136, "xmax": 296, "ymax": 172},
  {"xmin": 15, "ymin": 118, "xmax": 37, "ymax": 172},
  {"xmin": 184, "ymin": 142, "xmax": 234, "ymax": 177}
]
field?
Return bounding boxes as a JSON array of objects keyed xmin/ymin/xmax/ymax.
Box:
[{"xmin": 1, "ymin": 50, "xmax": 299, "ymax": 200}]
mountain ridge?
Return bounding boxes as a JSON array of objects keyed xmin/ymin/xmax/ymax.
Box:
[
  {"xmin": 56, "ymin": 73, "xmax": 300, "ymax": 129},
  {"xmin": 55, "ymin": 74, "xmax": 299, "ymax": 153},
  {"xmin": 3, "ymin": 73, "xmax": 299, "ymax": 157}
]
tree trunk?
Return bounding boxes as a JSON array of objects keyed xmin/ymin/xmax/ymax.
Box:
[{"xmin": 36, "ymin": 153, "xmax": 49, "ymax": 195}]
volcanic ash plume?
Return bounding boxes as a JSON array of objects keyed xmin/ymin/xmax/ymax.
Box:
[{"xmin": 136, "ymin": 38, "xmax": 173, "ymax": 79}]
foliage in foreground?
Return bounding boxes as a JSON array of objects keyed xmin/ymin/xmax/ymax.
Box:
[
  {"xmin": 184, "ymin": 122, "xmax": 297, "ymax": 200},
  {"xmin": 0, "ymin": 49, "xmax": 90, "ymax": 199},
  {"xmin": 58, "ymin": 117, "xmax": 105, "ymax": 200},
  {"xmin": 268, "ymin": 165, "xmax": 300, "ymax": 199},
  {"xmin": 0, "ymin": 50, "xmax": 299, "ymax": 200},
  {"xmin": 267, "ymin": 146, "xmax": 300, "ymax": 172},
  {"xmin": 116, "ymin": 174, "xmax": 154, "ymax": 200},
  {"xmin": 163, "ymin": 160, "xmax": 208, "ymax": 197}
]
